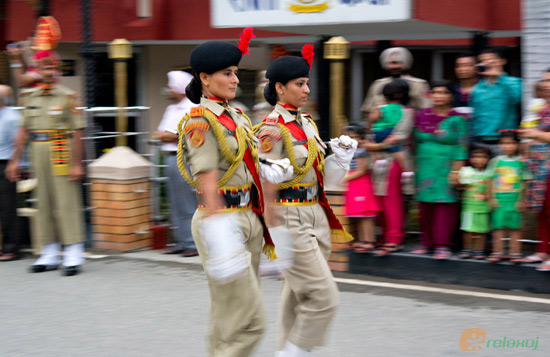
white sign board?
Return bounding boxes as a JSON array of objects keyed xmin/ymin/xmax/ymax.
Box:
[{"xmin": 211, "ymin": 0, "xmax": 412, "ymax": 28}]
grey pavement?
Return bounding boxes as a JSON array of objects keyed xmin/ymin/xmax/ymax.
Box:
[{"xmin": 1, "ymin": 251, "xmax": 549, "ymax": 357}]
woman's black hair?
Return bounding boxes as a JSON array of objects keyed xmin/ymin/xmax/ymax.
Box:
[
  {"xmin": 470, "ymin": 145, "xmax": 492, "ymax": 158},
  {"xmin": 382, "ymin": 78, "xmax": 410, "ymax": 105},
  {"xmin": 263, "ymin": 82, "xmax": 278, "ymax": 106},
  {"xmin": 342, "ymin": 122, "xmax": 365, "ymax": 137},
  {"xmin": 430, "ymin": 79, "xmax": 454, "ymax": 93},
  {"xmin": 499, "ymin": 130, "xmax": 520, "ymax": 143},
  {"xmin": 264, "ymin": 78, "xmax": 291, "ymax": 106},
  {"xmin": 185, "ymin": 71, "xmax": 203, "ymax": 104}
]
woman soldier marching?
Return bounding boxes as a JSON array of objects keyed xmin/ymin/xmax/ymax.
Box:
[
  {"xmin": 177, "ymin": 28, "xmax": 275, "ymax": 357},
  {"xmin": 255, "ymin": 45, "xmax": 357, "ymax": 356}
]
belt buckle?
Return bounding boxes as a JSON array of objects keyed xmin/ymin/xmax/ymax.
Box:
[
  {"xmin": 306, "ymin": 185, "xmax": 318, "ymax": 200},
  {"xmin": 239, "ymin": 191, "xmax": 250, "ymax": 208}
]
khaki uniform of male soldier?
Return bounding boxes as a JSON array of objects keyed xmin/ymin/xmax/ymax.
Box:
[
  {"xmin": 256, "ymin": 103, "xmax": 339, "ymax": 351},
  {"xmin": 181, "ymin": 97, "xmax": 265, "ymax": 357},
  {"xmin": 18, "ymin": 84, "xmax": 86, "ymax": 266}
]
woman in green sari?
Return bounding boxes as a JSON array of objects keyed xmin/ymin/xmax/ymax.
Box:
[{"xmin": 413, "ymin": 80, "xmax": 469, "ymax": 259}]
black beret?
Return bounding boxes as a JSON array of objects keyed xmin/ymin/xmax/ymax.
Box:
[
  {"xmin": 189, "ymin": 41, "xmax": 242, "ymax": 74},
  {"xmin": 266, "ymin": 56, "xmax": 310, "ymax": 84}
]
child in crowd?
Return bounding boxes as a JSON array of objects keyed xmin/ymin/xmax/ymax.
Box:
[
  {"xmin": 458, "ymin": 147, "xmax": 492, "ymax": 259},
  {"xmin": 368, "ymin": 79, "xmax": 414, "ymax": 184},
  {"xmin": 520, "ymin": 80, "xmax": 547, "ymax": 132},
  {"xmin": 342, "ymin": 123, "xmax": 380, "ymax": 252},
  {"xmin": 487, "ymin": 131, "xmax": 529, "ymax": 262}
]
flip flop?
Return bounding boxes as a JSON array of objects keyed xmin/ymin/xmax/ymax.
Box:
[{"xmin": 353, "ymin": 242, "xmax": 376, "ymax": 253}]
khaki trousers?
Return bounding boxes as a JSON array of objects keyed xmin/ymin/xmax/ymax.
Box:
[
  {"xmin": 32, "ymin": 143, "xmax": 84, "ymax": 247},
  {"xmin": 277, "ymin": 203, "xmax": 339, "ymax": 351},
  {"xmin": 192, "ymin": 208, "xmax": 265, "ymax": 357}
]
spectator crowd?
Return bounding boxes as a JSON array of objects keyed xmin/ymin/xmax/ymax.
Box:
[{"xmin": 344, "ymin": 47, "xmax": 550, "ymax": 273}]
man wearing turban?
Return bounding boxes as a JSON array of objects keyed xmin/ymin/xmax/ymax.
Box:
[{"xmin": 361, "ymin": 47, "xmax": 430, "ymax": 116}]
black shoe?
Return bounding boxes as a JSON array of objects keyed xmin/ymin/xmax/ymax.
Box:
[
  {"xmin": 29, "ymin": 264, "xmax": 58, "ymax": 273},
  {"xmin": 62, "ymin": 265, "xmax": 80, "ymax": 276},
  {"xmin": 181, "ymin": 248, "xmax": 199, "ymax": 257}
]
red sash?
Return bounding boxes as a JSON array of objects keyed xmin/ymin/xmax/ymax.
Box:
[
  {"xmin": 262, "ymin": 115, "xmax": 347, "ymax": 235},
  {"xmin": 216, "ymin": 112, "xmax": 274, "ymax": 249}
]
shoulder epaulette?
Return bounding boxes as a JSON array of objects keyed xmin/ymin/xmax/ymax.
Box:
[
  {"xmin": 190, "ymin": 107, "xmax": 204, "ymax": 117},
  {"xmin": 265, "ymin": 112, "xmax": 279, "ymax": 126}
]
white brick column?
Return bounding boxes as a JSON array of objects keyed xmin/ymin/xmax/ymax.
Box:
[{"xmin": 522, "ymin": 0, "xmax": 550, "ymax": 111}]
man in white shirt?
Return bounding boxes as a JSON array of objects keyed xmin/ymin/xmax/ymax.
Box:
[{"xmin": 154, "ymin": 71, "xmax": 198, "ymax": 257}]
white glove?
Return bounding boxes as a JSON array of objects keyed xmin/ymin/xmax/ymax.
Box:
[
  {"xmin": 260, "ymin": 158, "xmax": 294, "ymax": 184},
  {"xmin": 201, "ymin": 213, "xmax": 250, "ymax": 283},
  {"xmin": 329, "ymin": 135, "xmax": 358, "ymax": 169}
]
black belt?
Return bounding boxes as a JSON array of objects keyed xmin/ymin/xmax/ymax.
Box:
[
  {"xmin": 279, "ymin": 185, "xmax": 319, "ymax": 201},
  {"xmin": 198, "ymin": 185, "xmax": 252, "ymax": 210},
  {"xmin": 165, "ymin": 151, "xmax": 177, "ymax": 156}
]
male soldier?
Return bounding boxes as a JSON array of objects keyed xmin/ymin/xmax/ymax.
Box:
[
  {"xmin": 361, "ymin": 47, "xmax": 430, "ymax": 117},
  {"xmin": 6, "ymin": 50, "xmax": 86, "ymax": 276}
]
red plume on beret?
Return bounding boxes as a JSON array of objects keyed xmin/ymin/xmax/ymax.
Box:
[
  {"xmin": 301, "ymin": 44, "xmax": 314, "ymax": 68},
  {"xmin": 238, "ymin": 27, "xmax": 255, "ymax": 56}
]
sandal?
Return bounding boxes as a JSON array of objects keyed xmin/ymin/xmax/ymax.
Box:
[
  {"xmin": 353, "ymin": 241, "xmax": 376, "ymax": 253},
  {"xmin": 508, "ymin": 253, "xmax": 524, "ymax": 264},
  {"xmin": 486, "ymin": 252, "xmax": 505, "ymax": 263},
  {"xmin": 0, "ymin": 253, "xmax": 20, "ymax": 262},
  {"xmin": 472, "ymin": 250, "xmax": 486, "ymax": 260},
  {"xmin": 433, "ymin": 247, "xmax": 452, "ymax": 260},
  {"xmin": 536, "ymin": 260, "xmax": 550, "ymax": 272},
  {"xmin": 458, "ymin": 249, "xmax": 473, "ymax": 259},
  {"xmin": 410, "ymin": 246, "xmax": 430, "ymax": 255},
  {"xmin": 373, "ymin": 243, "xmax": 403, "ymax": 256}
]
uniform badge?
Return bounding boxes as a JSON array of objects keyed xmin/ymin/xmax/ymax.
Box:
[
  {"xmin": 189, "ymin": 130, "xmax": 206, "ymax": 147},
  {"xmin": 259, "ymin": 136, "xmax": 274, "ymax": 153},
  {"xmin": 258, "ymin": 129, "xmax": 282, "ymax": 141},
  {"xmin": 184, "ymin": 121, "xmax": 210, "ymax": 134}
]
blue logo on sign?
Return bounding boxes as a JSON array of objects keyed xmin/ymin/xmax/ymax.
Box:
[{"xmin": 229, "ymin": 0, "xmax": 279, "ymax": 12}]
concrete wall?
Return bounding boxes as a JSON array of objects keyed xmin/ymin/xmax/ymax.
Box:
[{"xmin": 522, "ymin": 0, "xmax": 550, "ymax": 107}]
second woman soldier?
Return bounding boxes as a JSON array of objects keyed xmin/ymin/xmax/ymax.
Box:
[{"xmin": 255, "ymin": 45, "xmax": 357, "ymax": 356}]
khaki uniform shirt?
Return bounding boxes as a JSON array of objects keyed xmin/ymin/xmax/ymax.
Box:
[
  {"xmin": 360, "ymin": 74, "xmax": 431, "ymax": 113},
  {"xmin": 182, "ymin": 97, "xmax": 254, "ymax": 188},
  {"xmin": 256, "ymin": 103, "xmax": 325, "ymax": 185},
  {"xmin": 21, "ymin": 84, "xmax": 85, "ymax": 131}
]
